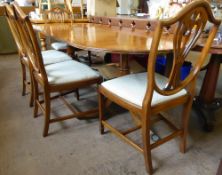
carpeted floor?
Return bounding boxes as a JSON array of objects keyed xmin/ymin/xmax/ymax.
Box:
[{"xmin": 0, "ymin": 53, "xmax": 222, "ymax": 175}]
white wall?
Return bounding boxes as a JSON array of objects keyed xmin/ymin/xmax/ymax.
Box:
[
  {"xmin": 72, "ymin": 0, "xmax": 86, "ymax": 5},
  {"xmin": 117, "ymin": 0, "xmax": 139, "ymax": 15},
  {"xmin": 87, "ymin": 0, "xmax": 116, "ymax": 16}
]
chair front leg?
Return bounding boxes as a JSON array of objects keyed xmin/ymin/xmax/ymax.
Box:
[
  {"xmin": 20, "ymin": 59, "xmax": 26, "ymax": 96},
  {"xmin": 43, "ymin": 90, "xmax": 51, "ymax": 137},
  {"xmin": 142, "ymin": 113, "xmax": 153, "ymax": 175},
  {"xmin": 180, "ymin": 96, "xmax": 193, "ymax": 153},
  {"xmin": 29, "ymin": 68, "xmax": 34, "ymax": 107},
  {"xmin": 180, "ymin": 80, "xmax": 196, "ymax": 153},
  {"xmin": 33, "ymin": 78, "xmax": 39, "ymax": 118},
  {"xmin": 99, "ymin": 92, "xmax": 105, "ymax": 135}
]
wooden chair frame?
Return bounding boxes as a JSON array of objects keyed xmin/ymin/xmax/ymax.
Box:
[
  {"xmin": 4, "ymin": 4, "xmax": 80, "ymax": 107},
  {"xmin": 44, "ymin": 4, "xmax": 91, "ymax": 64},
  {"xmin": 13, "ymin": 3, "xmax": 102, "ymax": 137},
  {"xmin": 4, "ymin": 4, "xmax": 34, "ymax": 106},
  {"xmin": 99, "ymin": 0, "xmax": 221, "ymax": 174}
]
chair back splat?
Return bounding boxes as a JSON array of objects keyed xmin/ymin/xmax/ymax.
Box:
[
  {"xmin": 99, "ymin": 0, "xmax": 221, "ymax": 174},
  {"xmin": 4, "ymin": 4, "xmax": 25, "ymax": 58},
  {"xmin": 144, "ymin": 0, "xmax": 220, "ymax": 110}
]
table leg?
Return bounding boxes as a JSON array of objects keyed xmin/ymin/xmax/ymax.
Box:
[
  {"xmin": 119, "ymin": 54, "xmax": 129, "ymax": 75},
  {"xmin": 66, "ymin": 46, "xmax": 75, "ymax": 58},
  {"xmin": 38, "ymin": 32, "xmax": 47, "ymax": 51},
  {"xmin": 193, "ymin": 54, "xmax": 222, "ymax": 131}
]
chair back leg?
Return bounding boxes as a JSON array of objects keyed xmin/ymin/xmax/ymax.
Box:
[{"xmin": 43, "ymin": 90, "xmax": 51, "ymax": 137}]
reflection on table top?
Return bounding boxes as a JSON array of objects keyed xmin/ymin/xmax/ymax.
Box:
[
  {"xmin": 33, "ymin": 22, "xmax": 174, "ymax": 54},
  {"xmin": 196, "ymin": 36, "xmax": 222, "ymax": 54}
]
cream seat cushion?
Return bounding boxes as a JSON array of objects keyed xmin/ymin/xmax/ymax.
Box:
[
  {"xmin": 23, "ymin": 50, "xmax": 72, "ymax": 66},
  {"xmin": 51, "ymin": 42, "xmax": 68, "ymax": 51},
  {"xmin": 101, "ymin": 72, "xmax": 187, "ymax": 107},
  {"xmin": 41, "ymin": 50, "xmax": 72, "ymax": 65},
  {"xmin": 46, "ymin": 60, "xmax": 100, "ymax": 85}
]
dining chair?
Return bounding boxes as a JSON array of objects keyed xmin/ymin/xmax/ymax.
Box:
[
  {"xmin": 42, "ymin": 6, "xmax": 70, "ymax": 52},
  {"xmin": 4, "ymin": 4, "xmax": 76, "ymax": 107},
  {"xmin": 98, "ymin": 0, "xmax": 221, "ymax": 174},
  {"xmin": 13, "ymin": 3, "xmax": 102, "ymax": 137},
  {"xmin": 44, "ymin": 5, "xmax": 91, "ymax": 64}
]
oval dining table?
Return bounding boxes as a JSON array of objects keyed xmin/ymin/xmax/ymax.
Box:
[{"xmin": 33, "ymin": 22, "xmax": 174, "ymax": 75}]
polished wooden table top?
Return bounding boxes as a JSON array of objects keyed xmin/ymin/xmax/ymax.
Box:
[
  {"xmin": 33, "ymin": 22, "xmax": 174, "ymax": 54},
  {"xmin": 196, "ymin": 37, "xmax": 222, "ymax": 54}
]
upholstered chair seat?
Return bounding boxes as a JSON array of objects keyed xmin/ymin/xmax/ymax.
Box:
[
  {"xmin": 23, "ymin": 50, "xmax": 72, "ymax": 66},
  {"xmin": 51, "ymin": 42, "xmax": 68, "ymax": 51},
  {"xmin": 101, "ymin": 72, "xmax": 187, "ymax": 107},
  {"xmin": 46, "ymin": 60, "xmax": 100, "ymax": 86},
  {"xmin": 41, "ymin": 50, "xmax": 71, "ymax": 65}
]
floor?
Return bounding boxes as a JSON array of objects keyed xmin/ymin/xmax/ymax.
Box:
[{"xmin": 0, "ymin": 53, "xmax": 222, "ymax": 175}]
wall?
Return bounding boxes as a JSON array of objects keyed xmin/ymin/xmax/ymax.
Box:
[{"xmin": 87, "ymin": 0, "xmax": 116, "ymax": 16}]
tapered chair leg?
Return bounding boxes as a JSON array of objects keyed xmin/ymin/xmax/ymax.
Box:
[
  {"xmin": 99, "ymin": 93, "xmax": 105, "ymax": 134},
  {"xmin": 180, "ymin": 97, "xmax": 193, "ymax": 153},
  {"xmin": 20, "ymin": 61, "xmax": 26, "ymax": 96},
  {"xmin": 142, "ymin": 114, "xmax": 153, "ymax": 175},
  {"xmin": 43, "ymin": 91, "xmax": 51, "ymax": 137},
  {"xmin": 29, "ymin": 85, "xmax": 34, "ymax": 107},
  {"xmin": 33, "ymin": 78, "xmax": 39, "ymax": 118},
  {"xmin": 29, "ymin": 72, "xmax": 34, "ymax": 107}
]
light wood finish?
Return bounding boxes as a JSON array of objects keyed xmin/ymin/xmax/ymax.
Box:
[
  {"xmin": 33, "ymin": 22, "xmax": 174, "ymax": 54},
  {"xmin": 4, "ymin": 4, "xmax": 34, "ymax": 106},
  {"xmin": 99, "ymin": 0, "xmax": 221, "ymax": 174},
  {"xmin": 0, "ymin": 6, "xmax": 35, "ymax": 16},
  {"xmin": 33, "ymin": 19, "xmax": 173, "ymax": 74},
  {"xmin": 4, "ymin": 4, "xmax": 79, "ymax": 106},
  {"xmin": 34, "ymin": 5, "xmax": 89, "ymax": 63},
  {"xmin": 38, "ymin": 32, "xmax": 47, "ymax": 51},
  {"xmin": 38, "ymin": 5, "xmax": 91, "ymax": 64},
  {"xmin": 13, "ymin": 4, "xmax": 102, "ymax": 137}
]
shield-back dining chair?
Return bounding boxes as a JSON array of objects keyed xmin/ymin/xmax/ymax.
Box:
[
  {"xmin": 44, "ymin": 5, "xmax": 92, "ymax": 65},
  {"xmin": 4, "ymin": 4, "xmax": 77, "ymax": 107},
  {"xmin": 13, "ymin": 3, "xmax": 102, "ymax": 137},
  {"xmin": 98, "ymin": 0, "xmax": 221, "ymax": 174}
]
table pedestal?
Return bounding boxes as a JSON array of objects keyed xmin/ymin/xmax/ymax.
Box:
[{"xmin": 193, "ymin": 54, "xmax": 222, "ymax": 131}]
